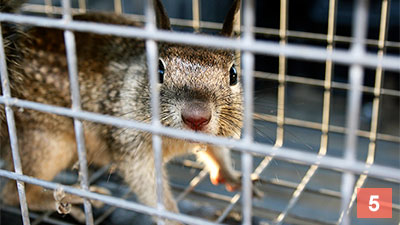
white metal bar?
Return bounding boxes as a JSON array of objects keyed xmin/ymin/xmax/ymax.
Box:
[
  {"xmin": 144, "ymin": 1, "xmax": 166, "ymax": 225},
  {"xmin": 214, "ymin": 0, "xmax": 256, "ymax": 222},
  {"xmin": 93, "ymin": 191, "xmax": 132, "ymax": 225},
  {"xmin": 0, "ymin": 169, "xmax": 220, "ymax": 225},
  {"xmin": 274, "ymin": 0, "xmax": 338, "ymax": 223},
  {"xmin": 242, "ymin": 0, "xmax": 255, "ymax": 223},
  {"xmin": 340, "ymin": 0, "xmax": 369, "ymax": 224},
  {"xmin": 242, "ymin": 3, "xmax": 255, "ymax": 140},
  {"xmin": 18, "ymin": 3, "xmax": 400, "ymax": 49},
  {"xmin": 254, "ymin": 71, "xmax": 400, "ymax": 98},
  {"xmin": 0, "ymin": 1, "xmax": 398, "ymax": 225},
  {"xmin": 0, "ymin": 24, "xmax": 31, "ymax": 225},
  {"xmin": 61, "ymin": 0, "xmax": 94, "ymax": 224},
  {"xmin": 248, "ymin": 1, "xmax": 288, "ymax": 203},
  {"xmin": 0, "ymin": 13, "xmax": 398, "ymax": 71},
  {"xmin": 254, "ymin": 111, "xmax": 400, "ymax": 144},
  {"xmin": 338, "ymin": 0, "xmax": 392, "ymax": 223},
  {"xmin": 1, "ymin": 96, "xmax": 399, "ymax": 182},
  {"xmin": 1, "ymin": 205, "xmax": 73, "ymax": 225},
  {"xmin": 32, "ymin": 163, "xmax": 108, "ymax": 225},
  {"xmin": 241, "ymin": 152, "xmax": 253, "ymax": 225}
]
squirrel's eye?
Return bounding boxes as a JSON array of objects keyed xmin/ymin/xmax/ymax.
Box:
[
  {"xmin": 229, "ymin": 65, "xmax": 238, "ymax": 86},
  {"xmin": 158, "ymin": 59, "xmax": 165, "ymax": 83}
]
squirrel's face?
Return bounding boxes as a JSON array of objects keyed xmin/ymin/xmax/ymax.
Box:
[{"xmin": 158, "ymin": 45, "xmax": 243, "ymax": 138}]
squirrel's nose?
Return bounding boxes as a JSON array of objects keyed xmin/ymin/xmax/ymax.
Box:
[{"xmin": 181, "ymin": 101, "xmax": 211, "ymax": 131}]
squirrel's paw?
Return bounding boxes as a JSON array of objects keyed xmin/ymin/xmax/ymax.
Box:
[{"xmin": 210, "ymin": 169, "xmax": 264, "ymax": 198}]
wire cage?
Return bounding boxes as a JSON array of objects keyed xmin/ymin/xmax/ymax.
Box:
[{"xmin": 0, "ymin": 0, "xmax": 399, "ymax": 225}]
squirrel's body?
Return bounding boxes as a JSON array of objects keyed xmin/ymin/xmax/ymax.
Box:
[{"xmin": 0, "ymin": 1, "xmax": 243, "ymax": 224}]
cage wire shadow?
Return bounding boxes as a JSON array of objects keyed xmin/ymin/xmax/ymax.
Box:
[{"xmin": 0, "ymin": 0, "xmax": 399, "ymax": 225}]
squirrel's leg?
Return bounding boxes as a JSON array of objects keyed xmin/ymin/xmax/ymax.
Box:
[
  {"xmin": 118, "ymin": 150, "xmax": 180, "ymax": 225},
  {"xmin": 196, "ymin": 145, "xmax": 241, "ymax": 191},
  {"xmin": 197, "ymin": 145, "xmax": 264, "ymax": 198},
  {"xmin": 1, "ymin": 128, "xmax": 108, "ymax": 223}
]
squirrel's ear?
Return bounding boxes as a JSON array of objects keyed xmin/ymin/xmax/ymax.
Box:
[
  {"xmin": 154, "ymin": 0, "xmax": 171, "ymax": 30},
  {"xmin": 220, "ymin": 0, "xmax": 241, "ymax": 36}
]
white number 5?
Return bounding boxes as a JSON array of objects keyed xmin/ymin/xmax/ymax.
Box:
[{"xmin": 369, "ymin": 195, "xmax": 380, "ymax": 212}]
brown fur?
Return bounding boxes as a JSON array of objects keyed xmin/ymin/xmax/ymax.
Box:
[{"xmin": 0, "ymin": 1, "xmax": 243, "ymax": 224}]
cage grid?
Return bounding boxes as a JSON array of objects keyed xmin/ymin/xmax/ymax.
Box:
[{"xmin": 0, "ymin": 0, "xmax": 399, "ymax": 225}]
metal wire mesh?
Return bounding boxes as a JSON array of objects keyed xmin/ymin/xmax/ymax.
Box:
[{"xmin": 0, "ymin": 0, "xmax": 399, "ymax": 225}]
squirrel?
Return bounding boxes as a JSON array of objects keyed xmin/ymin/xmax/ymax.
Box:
[{"xmin": 0, "ymin": 0, "xmax": 246, "ymax": 224}]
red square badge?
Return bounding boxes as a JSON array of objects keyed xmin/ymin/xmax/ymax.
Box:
[{"xmin": 357, "ymin": 188, "xmax": 392, "ymax": 218}]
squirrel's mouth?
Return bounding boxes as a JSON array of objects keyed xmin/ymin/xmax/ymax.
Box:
[{"xmin": 182, "ymin": 122, "xmax": 211, "ymax": 133}]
